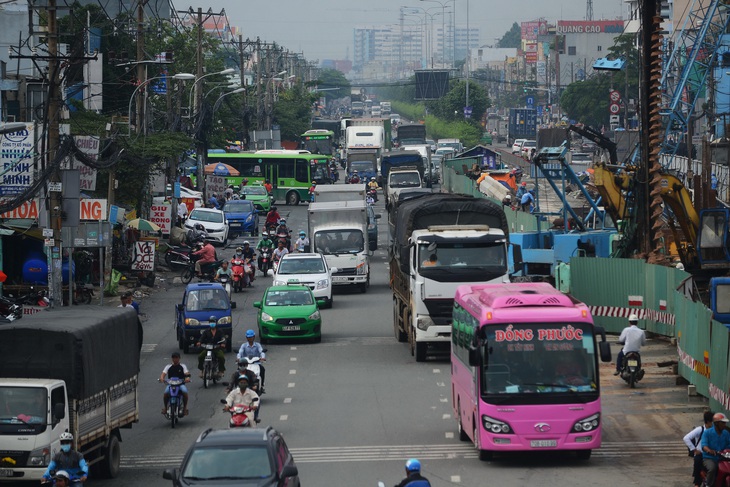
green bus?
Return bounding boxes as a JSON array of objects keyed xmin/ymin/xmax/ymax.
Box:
[
  {"xmin": 205, "ymin": 151, "xmax": 330, "ymax": 205},
  {"xmin": 300, "ymin": 129, "xmax": 336, "ymax": 156}
]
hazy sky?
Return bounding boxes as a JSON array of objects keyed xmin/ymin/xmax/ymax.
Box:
[{"xmin": 193, "ymin": 0, "xmax": 625, "ymax": 61}]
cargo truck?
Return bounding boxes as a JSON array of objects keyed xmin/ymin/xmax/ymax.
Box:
[
  {"xmin": 396, "ymin": 124, "xmax": 427, "ymax": 146},
  {"xmin": 0, "ymin": 307, "xmax": 140, "ymax": 481},
  {"xmin": 313, "ymin": 185, "xmax": 366, "ymax": 203},
  {"xmin": 386, "ymin": 166, "xmax": 422, "ymax": 208},
  {"xmin": 308, "ymin": 200, "xmax": 370, "ymax": 292},
  {"xmin": 381, "ymin": 151, "xmax": 427, "ymax": 206},
  {"xmin": 390, "ymin": 194, "xmax": 510, "ymax": 361},
  {"xmin": 508, "ymin": 108, "xmax": 537, "ymax": 146},
  {"xmin": 346, "ymin": 148, "xmax": 379, "ymax": 182}
]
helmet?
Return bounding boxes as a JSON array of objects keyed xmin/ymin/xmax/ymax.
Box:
[
  {"xmin": 353, "ymin": 170, "xmax": 358, "ymax": 173},
  {"xmin": 371, "ymin": 177, "xmax": 376, "ymax": 181},
  {"xmin": 405, "ymin": 458, "xmax": 421, "ymax": 472},
  {"xmin": 262, "ymin": 231, "xmax": 269, "ymax": 238},
  {"xmin": 521, "ymin": 182, "xmax": 527, "ymax": 187},
  {"xmin": 60, "ymin": 432, "xmax": 74, "ymax": 442},
  {"xmin": 243, "ymin": 241, "xmax": 250, "ymax": 246},
  {"xmin": 236, "ymin": 246, "xmax": 243, "ymax": 252},
  {"xmin": 279, "ymin": 219, "xmax": 286, "ymax": 224},
  {"xmin": 54, "ymin": 471, "xmax": 71, "ymax": 481},
  {"xmin": 312, "ymin": 181, "xmax": 317, "ymax": 185},
  {"xmin": 209, "ymin": 316, "xmax": 217, "ymax": 326},
  {"xmin": 238, "ymin": 374, "xmax": 250, "ymax": 384},
  {"xmin": 246, "ymin": 329, "xmax": 256, "ymax": 338},
  {"xmin": 629, "ymin": 313, "xmax": 639, "ymax": 323},
  {"xmin": 299, "ymin": 231, "xmax": 306, "ymax": 236}
]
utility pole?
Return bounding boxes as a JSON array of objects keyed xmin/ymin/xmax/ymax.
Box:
[
  {"xmin": 135, "ymin": 0, "xmax": 147, "ymax": 135},
  {"xmin": 47, "ymin": 0, "xmax": 63, "ymax": 307},
  {"xmin": 195, "ymin": 7, "xmax": 204, "ymax": 192},
  {"xmin": 255, "ymin": 39, "xmax": 263, "ymax": 132}
]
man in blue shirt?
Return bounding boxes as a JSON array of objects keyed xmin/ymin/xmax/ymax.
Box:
[
  {"xmin": 238, "ymin": 330, "xmax": 266, "ymax": 392},
  {"xmin": 701, "ymin": 412, "xmax": 730, "ymax": 486}
]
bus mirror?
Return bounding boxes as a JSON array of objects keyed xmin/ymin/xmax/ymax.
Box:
[
  {"xmin": 468, "ymin": 346, "xmax": 479, "ymax": 367},
  {"xmin": 598, "ymin": 340, "xmax": 612, "ymax": 363}
]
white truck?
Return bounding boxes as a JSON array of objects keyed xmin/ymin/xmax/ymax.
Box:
[
  {"xmin": 313, "ymin": 185, "xmax": 366, "ymax": 203},
  {"xmin": 0, "ymin": 307, "xmax": 140, "ymax": 481},
  {"xmin": 386, "ymin": 166, "xmax": 422, "ymax": 207},
  {"xmin": 308, "ymin": 200, "xmax": 370, "ymax": 292},
  {"xmin": 390, "ymin": 193, "xmax": 510, "ymax": 361}
]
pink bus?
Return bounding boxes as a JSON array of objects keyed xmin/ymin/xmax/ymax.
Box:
[{"xmin": 451, "ymin": 282, "xmax": 611, "ymax": 460}]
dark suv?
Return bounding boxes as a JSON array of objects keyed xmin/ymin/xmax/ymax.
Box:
[{"xmin": 163, "ymin": 427, "xmax": 299, "ymax": 486}]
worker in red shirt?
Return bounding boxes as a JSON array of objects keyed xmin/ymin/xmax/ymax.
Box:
[{"xmin": 263, "ymin": 179, "xmax": 273, "ymax": 194}]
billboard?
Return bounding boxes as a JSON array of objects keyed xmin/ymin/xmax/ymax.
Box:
[
  {"xmin": 0, "ymin": 123, "xmax": 35, "ymax": 197},
  {"xmin": 414, "ymin": 70, "xmax": 450, "ymax": 101},
  {"xmin": 521, "ymin": 20, "xmax": 548, "ymax": 41},
  {"xmin": 556, "ymin": 20, "xmax": 624, "ymax": 35}
]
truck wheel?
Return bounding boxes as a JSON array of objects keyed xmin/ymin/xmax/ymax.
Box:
[
  {"xmin": 98, "ymin": 434, "xmax": 121, "ymax": 478},
  {"xmin": 286, "ymin": 191, "xmax": 300, "ymax": 205},
  {"xmin": 415, "ymin": 342, "xmax": 427, "ymax": 362}
]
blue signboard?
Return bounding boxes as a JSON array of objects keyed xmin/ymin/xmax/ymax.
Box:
[
  {"xmin": 536, "ymin": 105, "xmax": 543, "ymax": 116},
  {"xmin": 151, "ymin": 73, "xmax": 167, "ymax": 95},
  {"xmin": 174, "ymin": 182, "xmax": 181, "ymax": 198},
  {"xmin": 526, "ymin": 96, "xmax": 535, "ymax": 108},
  {"xmin": 464, "ymin": 106, "xmax": 473, "ymax": 118}
]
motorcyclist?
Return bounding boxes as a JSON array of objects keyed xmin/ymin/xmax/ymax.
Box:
[
  {"xmin": 196, "ymin": 316, "xmax": 226, "ymax": 378},
  {"xmin": 240, "ymin": 242, "xmax": 256, "ymax": 283},
  {"xmin": 350, "ymin": 170, "xmax": 361, "ymax": 184},
  {"xmin": 394, "ymin": 458, "xmax": 431, "ymax": 487},
  {"xmin": 273, "ymin": 239, "xmax": 289, "ymax": 264},
  {"xmin": 367, "ymin": 177, "xmax": 379, "ymax": 191},
  {"xmin": 308, "ymin": 181, "xmax": 317, "ymax": 202},
  {"xmin": 50, "ymin": 470, "xmax": 72, "ymax": 487},
  {"xmin": 257, "ymin": 232, "xmax": 274, "ymax": 253},
  {"xmin": 275, "ymin": 218, "xmax": 290, "ymax": 237},
  {"xmin": 214, "ymin": 260, "xmax": 233, "ymax": 282},
  {"xmin": 614, "ymin": 313, "xmax": 646, "ymax": 376},
  {"xmin": 701, "ymin": 413, "xmax": 730, "ymax": 487},
  {"xmin": 160, "ymin": 352, "xmax": 191, "ymax": 417},
  {"xmin": 238, "ymin": 329, "xmax": 267, "ymax": 393},
  {"xmin": 294, "ymin": 231, "xmax": 309, "ymax": 253},
  {"xmin": 41, "ymin": 433, "xmax": 89, "ymax": 485},
  {"xmin": 192, "ymin": 240, "xmax": 217, "ymax": 278},
  {"xmin": 224, "ymin": 375, "xmax": 259, "ymax": 414},
  {"xmin": 265, "ymin": 206, "xmax": 280, "ymax": 231},
  {"xmin": 684, "ymin": 410, "xmax": 715, "ymax": 487}
]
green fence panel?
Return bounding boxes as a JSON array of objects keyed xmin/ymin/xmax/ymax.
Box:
[
  {"xmin": 709, "ymin": 321, "xmax": 730, "ymax": 413},
  {"xmin": 676, "ymin": 293, "xmax": 713, "ymax": 397}
]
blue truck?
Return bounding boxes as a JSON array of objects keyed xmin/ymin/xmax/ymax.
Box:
[{"xmin": 508, "ymin": 108, "xmax": 537, "ymax": 146}]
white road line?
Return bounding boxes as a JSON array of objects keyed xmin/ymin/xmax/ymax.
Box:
[
  {"xmin": 445, "ymin": 432, "xmax": 454, "ymax": 439},
  {"xmin": 440, "ymin": 397, "xmax": 448, "ymax": 403},
  {"xmin": 433, "ymin": 368, "xmax": 441, "ymax": 374},
  {"xmin": 280, "ymin": 415, "xmax": 288, "ymax": 421},
  {"xmin": 436, "ymin": 382, "xmax": 445, "ymax": 387},
  {"xmin": 289, "ymin": 369, "xmax": 297, "ymax": 374},
  {"xmin": 451, "ymin": 475, "xmax": 461, "ymax": 483},
  {"xmin": 290, "ymin": 346, "xmax": 297, "ymax": 350},
  {"xmin": 284, "ymin": 397, "xmax": 292, "ymax": 403},
  {"xmin": 290, "ymin": 357, "xmax": 297, "ymax": 361},
  {"xmin": 288, "ymin": 382, "xmax": 296, "ymax": 388},
  {"xmin": 442, "ymin": 414, "xmax": 451, "ymax": 420},
  {"xmin": 140, "ymin": 344, "xmax": 157, "ymax": 353}
]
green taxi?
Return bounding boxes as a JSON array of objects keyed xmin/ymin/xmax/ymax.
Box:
[
  {"xmin": 239, "ymin": 185, "xmax": 272, "ymax": 212},
  {"xmin": 253, "ymin": 284, "xmax": 325, "ymax": 343}
]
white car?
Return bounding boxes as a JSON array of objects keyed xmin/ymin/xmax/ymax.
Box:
[
  {"xmin": 184, "ymin": 208, "xmax": 229, "ymax": 246},
  {"xmin": 512, "ymin": 139, "xmax": 526, "ymax": 154},
  {"xmin": 520, "ymin": 140, "xmax": 537, "ymax": 159},
  {"xmin": 272, "ymin": 253, "xmax": 337, "ymax": 308}
]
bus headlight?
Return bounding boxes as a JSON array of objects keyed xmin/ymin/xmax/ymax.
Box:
[
  {"xmin": 572, "ymin": 413, "xmax": 600, "ymax": 432},
  {"xmin": 482, "ymin": 415, "xmax": 513, "ymax": 434}
]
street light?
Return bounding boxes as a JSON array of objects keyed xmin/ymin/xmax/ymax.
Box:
[
  {"xmin": 189, "ymin": 67, "xmax": 236, "ymax": 117},
  {"xmin": 212, "ymin": 87, "xmax": 246, "ymax": 114},
  {"xmin": 420, "ymin": 0, "xmax": 455, "ymax": 65},
  {"xmin": 127, "ymin": 73, "xmax": 194, "ymax": 135}
]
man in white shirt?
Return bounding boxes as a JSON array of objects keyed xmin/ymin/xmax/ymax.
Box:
[
  {"xmin": 614, "ymin": 313, "xmax": 646, "ymax": 375},
  {"xmin": 224, "ymin": 376, "xmax": 259, "ymax": 426},
  {"xmin": 177, "ymin": 201, "xmax": 188, "ymax": 226}
]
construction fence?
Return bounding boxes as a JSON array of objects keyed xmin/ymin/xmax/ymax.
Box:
[{"xmin": 442, "ymin": 161, "xmax": 730, "ymax": 413}]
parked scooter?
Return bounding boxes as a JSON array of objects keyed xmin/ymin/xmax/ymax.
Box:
[
  {"xmin": 619, "ymin": 350, "xmax": 644, "ymax": 388},
  {"xmin": 165, "ymin": 245, "xmax": 192, "ymax": 270},
  {"xmin": 0, "ymin": 295, "xmax": 22, "ymax": 323}
]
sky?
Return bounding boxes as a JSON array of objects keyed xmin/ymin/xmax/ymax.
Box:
[{"xmin": 193, "ymin": 0, "xmax": 626, "ymax": 61}]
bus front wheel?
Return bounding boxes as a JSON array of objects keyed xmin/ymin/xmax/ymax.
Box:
[
  {"xmin": 475, "ymin": 423, "xmax": 492, "ymax": 461},
  {"xmin": 286, "ymin": 191, "xmax": 300, "ymax": 205}
]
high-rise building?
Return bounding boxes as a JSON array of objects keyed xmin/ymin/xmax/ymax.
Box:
[{"xmin": 353, "ymin": 25, "xmax": 423, "ymax": 77}]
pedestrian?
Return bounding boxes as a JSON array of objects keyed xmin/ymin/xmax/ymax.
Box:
[
  {"xmin": 684, "ymin": 410, "xmax": 714, "ymax": 487},
  {"xmin": 520, "ymin": 189, "xmax": 535, "ymax": 213},
  {"xmin": 177, "ymin": 200, "xmax": 188, "ymax": 226}
]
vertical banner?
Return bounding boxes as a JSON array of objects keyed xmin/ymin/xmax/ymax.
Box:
[
  {"xmin": 0, "ymin": 123, "xmax": 35, "ymax": 197},
  {"xmin": 72, "ymin": 135, "xmax": 100, "ymax": 191},
  {"xmin": 149, "ymin": 203, "xmax": 172, "ymax": 234}
]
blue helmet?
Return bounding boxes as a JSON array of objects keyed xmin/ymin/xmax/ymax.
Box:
[
  {"xmin": 246, "ymin": 329, "xmax": 256, "ymax": 338},
  {"xmin": 405, "ymin": 458, "xmax": 421, "ymax": 472},
  {"xmin": 209, "ymin": 316, "xmax": 217, "ymax": 328}
]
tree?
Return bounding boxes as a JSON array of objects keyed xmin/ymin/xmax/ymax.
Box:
[
  {"xmin": 315, "ymin": 69, "xmax": 350, "ymax": 103},
  {"xmin": 497, "ymin": 23, "xmax": 521, "ymax": 48},
  {"xmin": 426, "ymin": 80, "xmax": 490, "ymax": 124},
  {"xmin": 273, "ymin": 84, "xmax": 318, "ymax": 141}
]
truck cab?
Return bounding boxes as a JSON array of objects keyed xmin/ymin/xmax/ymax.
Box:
[
  {"xmin": 175, "ymin": 282, "xmax": 234, "ymax": 353},
  {"xmin": 387, "ymin": 167, "xmax": 422, "ymax": 206}
]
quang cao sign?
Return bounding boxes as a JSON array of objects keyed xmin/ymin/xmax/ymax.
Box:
[
  {"xmin": 0, "ymin": 123, "xmax": 35, "ymax": 197},
  {"xmin": 556, "ymin": 20, "xmax": 625, "ymax": 35}
]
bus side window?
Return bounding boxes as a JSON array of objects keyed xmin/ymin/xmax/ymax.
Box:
[{"xmin": 295, "ymin": 160, "xmax": 309, "ymax": 183}]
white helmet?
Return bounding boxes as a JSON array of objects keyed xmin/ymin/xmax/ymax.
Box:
[
  {"xmin": 60, "ymin": 432, "xmax": 74, "ymax": 442},
  {"xmin": 628, "ymin": 313, "xmax": 639, "ymax": 322}
]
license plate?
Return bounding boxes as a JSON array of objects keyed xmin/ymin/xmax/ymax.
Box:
[
  {"xmin": 530, "ymin": 440, "xmax": 557, "ymax": 448},
  {"xmin": 627, "ymin": 360, "xmax": 638, "ymax": 367},
  {"xmin": 282, "ymin": 325, "xmax": 301, "ymax": 331},
  {"xmin": 0, "ymin": 469, "xmax": 14, "ymax": 477}
]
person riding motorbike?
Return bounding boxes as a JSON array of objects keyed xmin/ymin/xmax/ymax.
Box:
[
  {"xmin": 350, "ymin": 170, "xmax": 361, "ymax": 184},
  {"xmin": 273, "ymin": 239, "xmax": 289, "ymax": 265},
  {"xmin": 614, "ymin": 313, "xmax": 646, "ymax": 376},
  {"xmin": 684, "ymin": 410, "xmax": 715, "ymax": 487},
  {"xmin": 196, "ymin": 316, "xmax": 226, "ymax": 378},
  {"xmin": 367, "ymin": 177, "xmax": 379, "ymax": 191},
  {"xmin": 223, "ymin": 375, "xmax": 259, "ymax": 414},
  {"xmin": 160, "ymin": 352, "xmax": 191, "ymax": 417},
  {"xmin": 265, "ymin": 207, "xmax": 280, "ymax": 231},
  {"xmin": 701, "ymin": 413, "xmax": 730, "ymax": 487},
  {"xmin": 192, "ymin": 240, "xmax": 217, "ymax": 278},
  {"xmin": 186, "ymin": 223, "xmax": 208, "ymax": 246},
  {"xmin": 275, "ymin": 219, "xmax": 291, "ymax": 250},
  {"xmin": 240, "ymin": 242, "xmax": 256, "ymax": 283},
  {"xmin": 394, "ymin": 458, "xmax": 431, "ymax": 487},
  {"xmin": 294, "ymin": 231, "xmax": 309, "ymax": 253},
  {"xmin": 238, "ymin": 329, "xmax": 267, "ymax": 393},
  {"xmin": 308, "ymin": 181, "xmax": 317, "ymax": 202},
  {"xmin": 41, "ymin": 433, "xmax": 89, "ymax": 486}
]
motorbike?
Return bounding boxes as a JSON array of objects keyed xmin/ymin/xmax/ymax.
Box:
[
  {"xmin": 165, "ymin": 245, "xmax": 192, "ymax": 270},
  {"xmin": 276, "ymin": 228, "xmax": 292, "ymax": 251},
  {"xmin": 201, "ymin": 338, "xmax": 227, "ymax": 389},
  {"xmin": 0, "ymin": 295, "xmax": 22, "ymax": 323},
  {"xmin": 258, "ymin": 248, "xmax": 272, "ymax": 276},
  {"xmin": 367, "ymin": 188, "xmax": 378, "ymax": 203},
  {"xmin": 73, "ymin": 281, "xmax": 94, "ymax": 305},
  {"xmin": 162, "ymin": 377, "xmax": 186, "ymax": 428},
  {"xmin": 701, "ymin": 450, "xmax": 730, "ymax": 487},
  {"xmin": 222, "ymin": 397, "xmax": 260, "ymax": 428},
  {"xmin": 218, "ymin": 274, "xmax": 232, "ymax": 298},
  {"xmin": 619, "ymin": 350, "xmax": 645, "ymax": 388},
  {"xmin": 238, "ymin": 356, "xmax": 264, "ymax": 393},
  {"xmin": 181, "ymin": 255, "xmax": 222, "ymax": 284},
  {"xmin": 11, "ymin": 285, "xmax": 49, "ymax": 307},
  {"xmin": 231, "ymin": 258, "xmax": 247, "ymax": 293}
]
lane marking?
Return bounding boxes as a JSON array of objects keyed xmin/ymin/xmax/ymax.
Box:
[
  {"xmin": 280, "ymin": 415, "xmax": 288, "ymax": 421},
  {"xmin": 284, "ymin": 397, "xmax": 292, "ymax": 404},
  {"xmin": 289, "ymin": 369, "xmax": 297, "ymax": 375},
  {"xmin": 440, "ymin": 398, "xmax": 448, "ymax": 403},
  {"xmin": 288, "ymin": 382, "xmax": 296, "ymax": 388},
  {"xmin": 433, "ymin": 369, "xmax": 441, "ymax": 374},
  {"xmin": 451, "ymin": 475, "xmax": 461, "ymax": 483},
  {"xmin": 436, "ymin": 382, "xmax": 445, "ymax": 387},
  {"xmin": 442, "ymin": 414, "xmax": 451, "ymax": 420},
  {"xmin": 141, "ymin": 344, "xmax": 157, "ymax": 353},
  {"xmin": 290, "ymin": 346, "xmax": 297, "ymax": 350},
  {"xmin": 445, "ymin": 432, "xmax": 454, "ymax": 439},
  {"xmin": 290, "ymin": 357, "xmax": 297, "ymax": 361}
]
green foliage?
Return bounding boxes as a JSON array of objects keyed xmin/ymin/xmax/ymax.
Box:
[
  {"xmin": 373, "ymin": 77, "xmax": 416, "ymax": 103},
  {"xmin": 273, "ymin": 84, "xmax": 318, "ymax": 141},
  {"xmin": 426, "ymin": 80, "xmax": 490, "ymax": 123},
  {"xmin": 68, "ymin": 108, "xmax": 110, "ymax": 136},
  {"xmin": 391, "ymin": 101, "xmax": 425, "ymax": 122},
  {"xmin": 423, "ymin": 115, "xmax": 482, "ymax": 148},
  {"xmin": 315, "ymin": 69, "xmax": 351, "ymax": 102},
  {"xmin": 497, "ymin": 23, "xmax": 522, "ymax": 49}
]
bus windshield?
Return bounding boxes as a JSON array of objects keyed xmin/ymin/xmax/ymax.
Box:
[
  {"xmin": 418, "ymin": 241, "xmax": 507, "ymax": 281},
  {"xmin": 481, "ymin": 322, "xmax": 598, "ymax": 403},
  {"xmin": 301, "ymin": 138, "xmax": 333, "ymax": 155}
]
